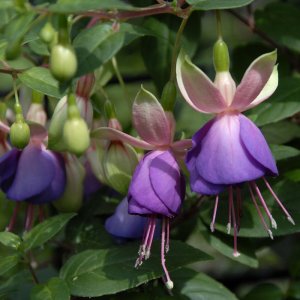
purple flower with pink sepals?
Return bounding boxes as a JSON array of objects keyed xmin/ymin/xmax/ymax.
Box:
[
  {"xmin": 93, "ymin": 86, "xmax": 191, "ymax": 289},
  {"xmin": 176, "ymin": 44, "xmax": 294, "ymax": 257}
]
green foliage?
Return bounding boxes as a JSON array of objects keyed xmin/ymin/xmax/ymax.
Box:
[{"xmin": 60, "ymin": 241, "xmax": 211, "ymax": 297}]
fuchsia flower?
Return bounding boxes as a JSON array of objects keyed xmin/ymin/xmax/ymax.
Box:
[
  {"xmin": 93, "ymin": 87, "xmax": 191, "ymax": 289},
  {"xmin": 176, "ymin": 42, "xmax": 294, "ymax": 256},
  {"xmin": 0, "ymin": 122, "xmax": 66, "ymax": 231}
]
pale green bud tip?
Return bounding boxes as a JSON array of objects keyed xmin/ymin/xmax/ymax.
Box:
[
  {"xmin": 213, "ymin": 39, "xmax": 230, "ymax": 72},
  {"xmin": 10, "ymin": 121, "xmax": 30, "ymax": 149},
  {"xmin": 50, "ymin": 44, "xmax": 77, "ymax": 82},
  {"xmin": 40, "ymin": 22, "xmax": 56, "ymax": 44},
  {"xmin": 104, "ymin": 101, "xmax": 116, "ymax": 120},
  {"xmin": 63, "ymin": 118, "xmax": 90, "ymax": 155},
  {"xmin": 67, "ymin": 94, "xmax": 80, "ymax": 119},
  {"xmin": 161, "ymin": 81, "xmax": 177, "ymax": 112}
]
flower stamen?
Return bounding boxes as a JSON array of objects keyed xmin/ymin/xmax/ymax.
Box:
[
  {"xmin": 161, "ymin": 217, "xmax": 173, "ymax": 290},
  {"xmin": 249, "ymin": 183, "xmax": 273, "ymax": 240},
  {"xmin": 262, "ymin": 177, "xmax": 295, "ymax": 225},
  {"xmin": 251, "ymin": 181, "xmax": 277, "ymax": 229},
  {"xmin": 6, "ymin": 203, "xmax": 20, "ymax": 232},
  {"xmin": 229, "ymin": 186, "xmax": 240, "ymax": 257},
  {"xmin": 210, "ymin": 195, "xmax": 219, "ymax": 232}
]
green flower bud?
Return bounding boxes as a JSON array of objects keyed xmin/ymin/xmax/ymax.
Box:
[
  {"xmin": 103, "ymin": 142, "xmax": 139, "ymax": 195},
  {"xmin": 161, "ymin": 81, "xmax": 177, "ymax": 111},
  {"xmin": 54, "ymin": 155, "xmax": 85, "ymax": 212},
  {"xmin": 10, "ymin": 121, "xmax": 30, "ymax": 149},
  {"xmin": 40, "ymin": 22, "xmax": 56, "ymax": 44},
  {"xmin": 63, "ymin": 117, "xmax": 90, "ymax": 156},
  {"xmin": 50, "ymin": 44, "xmax": 77, "ymax": 82},
  {"xmin": 213, "ymin": 39, "xmax": 230, "ymax": 72}
]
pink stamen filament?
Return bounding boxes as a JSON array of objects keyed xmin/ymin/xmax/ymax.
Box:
[
  {"xmin": 210, "ymin": 195, "xmax": 219, "ymax": 232},
  {"xmin": 263, "ymin": 177, "xmax": 295, "ymax": 225},
  {"xmin": 135, "ymin": 216, "xmax": 157, "ymax": 268},
  {"xmin": 227, "ymin": 187, "xmax": 232, "ymax": 234},
  {"xmin": 248, "ymin": 184, "xmax": 273, "ymax": 239},
  {"xmin": 145, "ymin": 216, "xmax": 156, "ymax": 259},
  {"xmin": 165, "ymin": 218, "xmax": 170, "ymax": 253},
  {"xmin": 229, "ymin": 187, "xmax": 240, "ymax": 257},
  {"xmin": 25, "ymin": 204, "xmax": 35, "ymax": 231},
  {"xmin": 161, "ymin": 217, "xmax": 173, "ymax": 290},
  {"xmin": 236, "ymin": 187, "xmax": 242, "ymax": 231},
  {"xmin": 6, "ymin": 203, "xmax": 20, "ymax": 232},
  {"xmin": 251, "ymin": 182, "xmax": 277, "ymax": 229}
]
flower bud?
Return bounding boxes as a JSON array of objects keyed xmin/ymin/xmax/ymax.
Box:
[
  {"xmin": 40, "ymin": 22, "xmax": 56, "ymax": 44},
  {"xmin": 48, "ymin": 95, "xmax": 93, "ymax": 151},
  {"xmin": 161, "ymin": 81, "xmax": 177, "ymax": 112},
  {"xmin": 213, "ymin": 39, "xmax": 230, "ymax": 72},
  {"xmin": 53, "ymin": 154, "xmax": 85, "ymax": 212},
  {"xmin": 50, "ymin": 44, "xmax": 77, "ymax": 82},
  {"xmin": 63, "ymin": 117, "xmax": 90, "ymax": 156},
  {"xmin": 10, "ymin": 121, "xmax": 30, "ymax": 149},
  {"xmin": 103, "ymin": 142, "xmax": 139, "ymax": 195}
]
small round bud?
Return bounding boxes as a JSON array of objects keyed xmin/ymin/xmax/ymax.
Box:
[
  {"xmin": 213, "ymin": 39, "xmax": 230, "ymax": 72},
  {"xmin": 10, "ymin": 121, "xmax": 30, "ymax": 149},
  {"xmin": 63, "ymin": 118, "xmax": 90, "ymax": 155},
  {"xmin": 40, "ymin": 22, "xmax": 56, "ymax": 44},
  {"xmin": 50, "ymin": 44, "xmax": 77, "ymax": 82},
  {"xmin": 161, "ymin": 81, "xmax": 177, "ymax": 111}
]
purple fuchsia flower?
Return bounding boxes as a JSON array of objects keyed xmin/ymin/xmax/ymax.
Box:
[
  {"xmin": 0, "ymin": 122, "xmax": 66, "ymax": 231},
  {"xmin": 176, "ymin": 39, "xmax": 294, "ymax": 256},
  {"xmin": 92, "ymin": 86, "xmax": 191, "ymax": 289}
]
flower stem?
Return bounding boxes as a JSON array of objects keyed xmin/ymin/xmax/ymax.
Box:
[
  {"xmin": 170, "ymin": 10, "xmax": 191, "ymax": 82},
  {"xmin": 215, "ymin": 10, "xmax": 222, "ymax": 39}
]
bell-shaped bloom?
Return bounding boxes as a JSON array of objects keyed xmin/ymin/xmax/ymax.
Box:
[
  {"xmin": 92, "ymin": 87, "xmax": 191, "ymax": 290},
  {"xmin": 105, "ymin": 197, "xmax": 147, "ymax": 239},
  {"xmin": 0, "ymin": 121, "xmax": 67, "ymax": 231},
  {"xmin": 177, "ymin": 47, "xmax": 294, "ymax": 257},
  {"xmin": 0, "ymin": 144, "xmax": 66, "ymax": 204}
]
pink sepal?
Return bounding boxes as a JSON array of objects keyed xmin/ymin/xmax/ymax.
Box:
[
  {"xmin": 91, "ymin": 127, "xmax": 155, "ymax": 150},
  {"xmin": 132, "ymin": 86, "xmax": 172, "ymax": 146}
]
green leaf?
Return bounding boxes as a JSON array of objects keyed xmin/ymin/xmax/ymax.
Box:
[
  {"xmin": 285, "ymin": 169, "xmax": 300, "ymax": 183},
  {"xmin": 255, "ymin": 3, "xmax": 300, "ymax": 53},
  {"xmin": 18, "ymin": 67, "xmax": 66, "ymax": 98},
  {"xmin": 22, "ymin": 213, "xmax": 76, "ymax": 251},
  {"xmin": 4, "ymin": 12, "xmax": 36, "ymax": 43},
  {"xmin": 170, "ymin": 268, "xmax": 238, "ymax": 300},
  {"xmin": 0, "ymin": 232, "xmax": 22, "ymax": 249},
  {"xmin": 261, "ymin": 121, "xmax": 300, "ymax": 145},
  {"xmin": 60, "ymin": 240, "xmax": 211, "ymax": 297},
  {"xmin": 271, "ymin": 77, "xmax": 300, "ymax": 103},
  {"xmin": 242, "ymin": 283, "xmax": 283, "ymax": 300},
  {"xmin": 249, "ymin": 102, "xmax": 300, "ymax": 126},
  {"xmin": 201, "ymin": 229, "xmax": 258, "ymax": 268},
  {"xmin": 187, "ymin": 0, "xmax": 254, "ymax": 10},
  {"xmin": 49, "ymin": 0, "xmax": 135, "ymax": 13},
  {"xmin": 74, "ymin": 23, "xmax": 148, "ymax": 76},
  {"xmin": 270, "ymin": 144, "xmax": 300, "ymax": 161},
  {"xmin": 30, "ymin": 278, "xmax": 70, "ymax": 300},
  {"xmin": 0, "ymin": 254, "xmax": 20, "ymax": 276}
]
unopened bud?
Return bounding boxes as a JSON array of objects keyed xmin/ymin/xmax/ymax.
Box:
[
  {"xmin": 40, "ymin": 22, "xmax": 56, "ymax": 44},
  {"xmin": 161, "ymin": 81, "xmax": 177, "ymax": 111},
  {"xmin": 213, "ymin": 39, "xmax": 230, "ymax": 72},
  {"xmin": 50, "ymin": 44, "xmax": 77, "ymax": 81},
  {"xmin": 10, "ymin": 121, "xmax": 30, "ymax": 149},
  {"xmin": 103, "ymin": 143, "xmax": 139, "ymax": 195}
]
